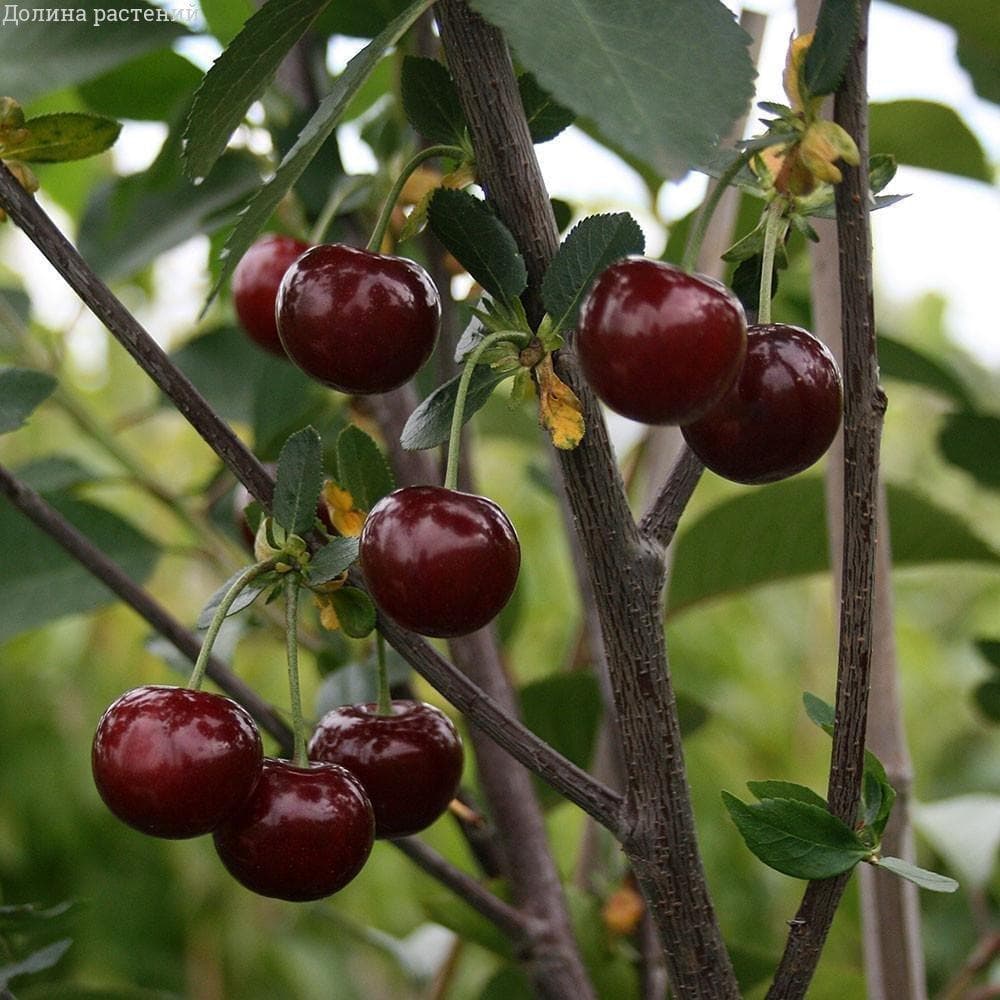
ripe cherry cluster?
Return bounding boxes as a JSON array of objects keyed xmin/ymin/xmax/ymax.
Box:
[{"xmin": 92, "ymin": 686, "xmax": 463, "ymax": 901}]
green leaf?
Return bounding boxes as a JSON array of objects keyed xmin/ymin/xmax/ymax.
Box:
[
  {"xmin": 541, "ymin": 213, "xmax": 645, "ymax": 335},
  {"xmin": 251, "ymin": 363, "xmax": 331, "ymax": 461},
  {"xmin": 79, "ymin": 148, "xmax": 261, "ymax": 282},
  {"xmin": 200, "ymin": 0, "xmax": 254, "ymax": 44},
  {"xmin": 314, "ymin": 0, "xmax": 413, "ymax": 38},
  {"xmin": 196, "ymin": 568, "xmax": 267, "ymax": 629},
  {"xmin": 868, "ymin": 100, "xmax": 991, "ymax": 183},
  {"xmin": 273, "ymin": 427, "xmax": 324, "ymax": 536},
  {"xmin": 182, "ymin": 0, "xmax": 332, "ymax": 181},
  {"xmin": 722, "ymin": 791, "xmax": 869, "ymax": 880},
  {"xmin": 0, "ymin": 937, "xmax": 72, "ymax": 989},
  {"xmin": 427, "ymin": 189, "xmax": 528, "ymax": 307},
  {"xmin": 861, "ymin": 750, "xmax": 896, "ymax": 838},
  {"xmin": 878, "ymin": 334, "xmax": 975, "ymax": 408},
  {"xmin": 14, "ymin": 456, "xmax": 96, "ymax": 493},
  {"xmin": 913, "ymin": 793, "xmax": 1000, "ymax": 890},
  {"xmin": 0, "ymin": 494, "xmax": 159, "ymax": 643},
  {"xmin": 400, "ymin": 56, "xmax": 467, "ymax": 146},
  {"xmin": 78, "ymin": 49, "xmax": 203, "ymax": 122},
  {"xmin": 973, "ymin": 679, "xmax": 1000, "ymax": 723},
  {"xmin": 336, "ymin": 425, "xmax": 395, "ymax": 511},
  {"xmin": 400, "ymin": 365, "xmax": 515, "ymax": 451},
  {"xmin": 309, "ymin": 537, "xmax": 360, "ymax": 584},
  {"xmin": 0, "ymin": 367, "xmax": 56, "ymax": 434},
  {"xmin": 747, "ymin": 780, "xmax": 829, "ymax": 810},
  {"xmin": 330, "ymin": 586, "xmax": 377, "ymax": 638},
  {"xmin": 0, "ymin": 2, "xmax": 187, "ymax": 105},
  {"xmin": 207, "ymin": 0, "xmax": 433, "ymax": 308},
  {"xmin": 874, "ymin": 856, "xmax": 958, "ymax": 893},
  {"xmin": 1, "ymin": 113, "xmax": 121, "ymax": 163},
  {"xmin": 938, "ymin": 413, "xmax": 1000, "ymax": 490},
  {"xmin": 668, "ymin": 479, "xmax": 1000, "ymax": 612},
  {"xmin": 520, "ymin": 673, "xmax": 602, "ymax": 808},
  {"xmin": 519, "ymin": 73, "xmax": 575, "ymax": 143},
  {"xmin": 467, "ymin": 0, "xmax": 755, "ymax": 180},
  {"xmin": 803, "ymin": 691, "xmax": 836, "ymax": 731},
  {"xmin": 803, "ymin": 0, "xmax": 860, "ymax": 98},
  {"xmin": 975, "ymin": 639, "xmax": 1000, "ymax": 672}
]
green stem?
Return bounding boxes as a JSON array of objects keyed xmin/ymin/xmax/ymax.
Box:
[
  {"xmin": 188, "ymin": 558, "xmax": 278, "ymax": 690},
  {"xmin": 375, "ymin": 632, "xmax": 393, "ymax": 717},
  {"xmin": 284, "ymin": 575, "xmax": 309, "ymax": 766},
  {"xmin": 366, "ymin": 143, "xmax": 466, "ymax": 253},
  {"xmin": 444, "ymin": 330, "xmax": 526, "ymax": 490},
  {"xmin": 757, "ymin": 199, "xmax": 788, "ymax": 325},
  {"xmin": 681, "ymin": 150, "xmax": 753, "ymax": 273}
]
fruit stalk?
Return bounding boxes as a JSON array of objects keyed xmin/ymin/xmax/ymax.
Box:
[
  {"xmin": 757, "ymin": 197, "xmax": 788, "ymax": 324},
  {"xmin": 374, "ymin": 632, "xmax": 392, "ymax": 717},
  {"xmin": 284, "ymin": 576, "xmax": 309, "ymax": 766}
]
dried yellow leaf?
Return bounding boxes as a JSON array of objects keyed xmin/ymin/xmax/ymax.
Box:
[{"xmin": 536, "ymin": 353, "xmax": 584, "ymax": 450}]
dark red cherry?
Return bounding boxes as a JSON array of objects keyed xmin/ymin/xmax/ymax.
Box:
[
  {"xmin": 232, "ymin": 234, "xmax": 309, "ymax": 356},
  {"xmin": 681, "ymin": 323, "xmax": 843, "ymax": 484},
  {"xmin": 92, "ymin": 685, "xmax": 263, "ymax": 839},
  {"xmin": 577, "ymin": 257, "xmax": 747, "ymax": 425},
  {"xmin": 309, "ymin": 701, "xmax": 463, "ymax": 839},
  {"xmin": 275, "ymin": 243, "xmax": 440, "ymax": 394},
  {"xmin": 359, "ymin": 485, "xmax": 520, "ymax": 638},
  {"xmin": 213, "ymin": 758, "xmax": 374, "ymax": 902}
]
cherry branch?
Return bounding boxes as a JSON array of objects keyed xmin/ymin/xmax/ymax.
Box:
[
  {"xmin": 638, "ymin": 444, "xmax": 705, "ymax": 550},
  {"xmin": 768, "ymin": 2, "xmax": 886, "ymax": 994},
  {"xmin": 0, "ymin": 462, "xmax": 294, "ymax": 748}
]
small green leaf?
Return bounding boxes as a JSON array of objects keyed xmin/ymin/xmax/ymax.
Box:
[
  {"xmin": 803, "ymin": 691, "xmax": 836, "ymax": 731},
  {"xmin": 207, "ymin": 0, "xmax": 433, "ymax": 308},
  {"xmin": 427, "ymin": 188, "xmax": 528, "ymax": 307},
  {"xmin": 0, "ymin": 937, "xmax": 72, "ymax": 989},
  {"xmin": 309, "ymin": 537, "xmax": 361, "ymax": 585},
  {"xmin": 2, "ymin": 113, "xmax": 121, "ymax": 163},
  {"xmin": 731, "ymin": 253, "xmax": 780, "ymax": 317},
  {"xmin": 330, "ymin": 586, "xmax": 377, "ymax": 638},
  {"xmin": 803, "ymin": 0, "xmax": 860, "ymax": 98},
  {"xmin": 400, "ymin": 56, "xmax": 467, "ymax": 145},
  {"xmin": 519, "ymin": 73, "xmax": 575, "ymax": 143},
  {"xmin": 273, "ymin": 427, "xmax": 324, "ymax": 536},
  {"xmin": 938, "ymin": 413, "xmax": 1000, "ymax": 490},
  {"xmin": 196, "ymin": 568, "xmax": 267, "ymax": 629},
  {"xmin": 747, "ymin": 780, "xmax": 829, "ymax": 810},
  {"xmin": 861, "ymin": 750, "xmax": 896, "ymax": 838},
  {"xmin": 400, "ymin": 365, "xmax": 515, "ymax": 451},
  {"xmin": 722, "ymin": 791, "xmax": 869, "ymax": 880},
  {"xmin": 0, "ymin": 367, "xmax": 56, "ymax": 434},
  {"xmin": 336, "ymin": 425, "xmax": 395, "ymax": 511},
  {"xmin": 183, "ymin": 0, "xmax": 332, "ymax": 181},
  {"xmin": 874, "ymin": 856, "xmax": 958, "ymax": 893},
  {"xmin": 541, "ymin": 213, "xmax": 645, "ymax": 335}
]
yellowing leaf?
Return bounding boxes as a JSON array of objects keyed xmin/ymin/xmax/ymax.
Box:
[
  {"xmin": 536, "ymin": 353, "xmax": 584, "ymax": 450},
  {"xmin": 783, "ymin": 32, "xmax": 818, "ymax": 114},
  {"xmin": 313, "ymin": 591, "xmax": 342, "ymax": 631},
  {"xmin": 322, "ymin": 482, "xmax": 366, "ymax": 537}
]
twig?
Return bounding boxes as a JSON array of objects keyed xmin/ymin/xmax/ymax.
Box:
[
  {"xmin": 638, "ymin": 445, "xmax": 705, "ymax": 550},
  {"xmin": 0, "ymin": 462, "xmax": 294, "ymax": 751},
  {"xmin": 767, "ymin": 3, "xmax": 886, "ymax": 994}
]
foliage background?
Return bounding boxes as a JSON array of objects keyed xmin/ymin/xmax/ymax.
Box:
[{"xmin": 0, "ymin": 0, "xmax": 997, "ymax": 996}]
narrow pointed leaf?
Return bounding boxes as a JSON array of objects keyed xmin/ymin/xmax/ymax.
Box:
[
  {"xmin": 0, "ymin": 368, "xmax": 56, "ymax": 434},
  {"xmin": 400, "ymin": 55, "xmax": 467, "ymax": 145},
  {"xmin": 4, "ymin": 113, "xmax": 121, "ymax": 163},
  {"xmin": 427, "ymin": 189, "xmax": 527, "ymax": 307},
  {"xmin": 196, "ymin": 568, "xmax": 267, "ymax": 629},
  {"xmin": 274, "ymin": 427, "xmax": 324, "ymax": 535},
  {"xmin": 183, "ymin": 0, "xmax": 332, "ymax": 181},
  {"xmin": 874, "ymin": 856, "xmax": 958, "ymax": 893},
  {"xmin": 401, "ymin": 365, "xmax": 515, "ymax": 451},
  {"xmin": 803, "ymin": 0, "xmax": 860, "ymax": 98},
  {"xmin": 336, "ymin": 426, "xmax": 395, "ymax": 511},
  {"xmin": 722, "ymin": 791, "xmax": 869, "ymax": 880},
  {"xmin": 309, "ymin": 537, "xmax": 361, "ymax": 584},
  {"xmin": 0, "ymin": 938, "xmax": 72, "ymax": 988},
  {"xmin": 519, "ymin": 73, "xmax": 575, "ymax": 143},
  {"xmin": 804, "ymin": 691, "xmax": 836, "ymax": 731},
  {"xmin": 541, "ymin": 213, "xmax": 645, "ymax": 334},
  {"xmin": 747, "ymin": 780, "xmax": 828, "ymax": 810},
  {"xmin": 207, "ymin": 0, "xmax": 433, "ymax": 307}
]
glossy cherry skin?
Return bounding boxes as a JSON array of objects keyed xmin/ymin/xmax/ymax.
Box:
[
  {"xmin": 682, "ymin": 323, "xmax": 843, "ymax": 484},
  {"xmin": 309, "ymin": 701, "xmax": 463, "ymax": 839},
  {"xmin": 359, "ymin": 485, "xmax": 520, "ymax": 638},
  {"xmin": 213, "ymin": 758, "xmax": 374, "ymax": 902},
  {"xmin": 577, "ymin": 257, "xmax": 747, "ymax": 425},
  {"xmin": 92, "ymin": 686, "xmax": 263, "ymax": 839},
  {"xmin": 232, "ymin": 234, "xmax": 309, "ymax": 356},
  {"xmin": 276, "ymin": 243, "xmax": 440, "ymax": 394}
]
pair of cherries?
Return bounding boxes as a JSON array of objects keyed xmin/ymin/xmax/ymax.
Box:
[
  {"xmin": 92, "ymin": 686, "xmax": 462, "ymax": 901},
  {"xmin": 577, "ymin": 257, "xmax": 843, "ymax": 484}
]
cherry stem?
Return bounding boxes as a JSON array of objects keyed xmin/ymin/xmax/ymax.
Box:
[
  {"xmin": 187, "ymin": 558, "xmax": 279, "ymax": 691},
  {"xmin": 365, "ymin": 143, "xmax": 466, "ymax": 254},
  {"xmin": 375, "ymin": 631, "xmax": 393, "ymax": 717},
  {"xmin": 444, "ymin": 330, "xmax": 527, "ymax": 491},
  {"xmin": 757, "ymin": 198, "xmax": 788, "ymax": 325},
  {"xmin": 310, "ymin": 175, "xmax": 371, "ymax": 245},
  {"xmin": 284, "ymin": 575, "xmax": 309, "ymax": 767},
  {"xmin": 680, "ymin": 149, "xmax": 753, "ymax": 273}
]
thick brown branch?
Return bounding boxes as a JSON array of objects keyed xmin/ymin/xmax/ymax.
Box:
[
  {"xmin": 436, "ymin": 2, "xmax": 739, "ymax": 995},
  {"xmin": 768, "ymin": 3, "xmax": 886, "ymax": 994},
  {"xmin": 0, "ymin": 462, "xmax": 294, "ymax": 752}
]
